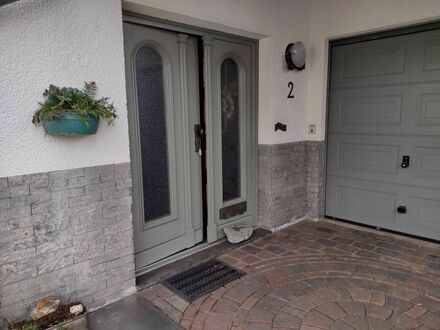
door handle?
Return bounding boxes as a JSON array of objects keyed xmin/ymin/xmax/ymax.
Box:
[
  {"xmin": 397, "ymin": 206, "xmax": 407, "ymax": 214},
  {"xmin": 194, "ymin": 124, "xmax": 205, "ymax": 156},
  {"xmin": 401, "ymin": 155, "xmax": 410, "ymax": 168}
]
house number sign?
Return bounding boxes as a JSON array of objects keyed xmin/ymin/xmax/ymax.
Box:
[{"xmin": 287, "ymin": 82, "xmax": 294, "ymax": 98}]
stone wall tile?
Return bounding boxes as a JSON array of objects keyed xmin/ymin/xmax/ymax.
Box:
[
  {"xmin": 0, "ymin": 162, "xmax": 135, "ymax": 321},
  {"xmin": 258, "ymin": 141, "xmax": 325, "ymax": 229}
]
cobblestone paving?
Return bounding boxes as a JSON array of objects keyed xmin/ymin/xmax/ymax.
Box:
[{"xmin": 139, "ymin": 220, "xmax": 440, "ymax": 329}]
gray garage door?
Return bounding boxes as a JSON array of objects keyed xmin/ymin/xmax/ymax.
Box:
[{"xmin": 326, "ymin": 28, "xmax": 440, "ymax": 241}]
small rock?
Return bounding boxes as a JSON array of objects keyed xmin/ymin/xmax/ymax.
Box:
[
  {"xmin": 31, "ymin": 296, "xmax": 60, "ymax": 320},
  {"xmin": 224, "ymin": 225, "xmax": 253, "ymax": 244},
  {"xmin": 69, "ymin": 304, "xmax": 84, "ymax": 316}
]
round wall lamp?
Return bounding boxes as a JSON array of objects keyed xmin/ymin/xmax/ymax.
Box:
[{"xmin": 285, "ymin": 41, "xmax": 306, "ymax": 71}]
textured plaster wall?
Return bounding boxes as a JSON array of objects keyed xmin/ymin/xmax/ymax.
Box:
[
  {"xmin": 0, "ymin": 0, "xmax": 130, "ymax": 178},
  {"xmin": 2, "ymin": 0, "xmax": 440, "ymax": 178},
  {"xmin": 308, "ymin": 0, "xmax": 440, "ymax": 141},
  {"xmin": 123, "ymin": 0, "xmax": 312, "ymax": 145}
]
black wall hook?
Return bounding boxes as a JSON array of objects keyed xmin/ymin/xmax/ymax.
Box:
[{"xmin": 275, "ymin": 122, "xmax": 287, "ymax": 132}]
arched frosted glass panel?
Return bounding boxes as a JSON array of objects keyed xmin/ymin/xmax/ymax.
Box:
[
  {"xmin": 135, "ymin": 46, "xmax": 170, "ymax": 222},
  {"xmin": 221, "ymin": 58, "xmax": 241, "ymax": 201}
]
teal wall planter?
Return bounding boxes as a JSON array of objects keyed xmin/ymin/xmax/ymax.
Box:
[{"xmin": 42, "ymin": 113, "xmax": 99, "ymax": 135}]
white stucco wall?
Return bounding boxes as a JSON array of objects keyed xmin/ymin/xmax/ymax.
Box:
[
  {"xmin": 308, "ymin": 0, "xmax": 440, "ymax": 141},
  {"xmin": 123, "ymin": 0, "xmax": 312, "ymax": 145},
  {"xmin": 0, "ymin": 0, "xmax": 129, "ymax": 177}
]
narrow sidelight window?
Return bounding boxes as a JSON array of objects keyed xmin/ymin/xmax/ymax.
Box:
[
  {"xmin": 135, "ymin": 46, "xmax": 170, "ymax": 221},
  {"xmin": 221, "ymin": 58, "xmax": 241, "ymax": 202}
]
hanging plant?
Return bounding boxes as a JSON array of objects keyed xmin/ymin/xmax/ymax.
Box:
[{"xmin": 32, "ymin": 81, "xmax": 117, "ymax": 135}]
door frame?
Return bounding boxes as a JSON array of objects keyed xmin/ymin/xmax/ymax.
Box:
[
  {"xmin": 324, "ymin": 20, "xmax": 440, "ymax": 224},
  {"xmin": 122, "ymin": 12, "xmax": 259, "ymax": 263}
]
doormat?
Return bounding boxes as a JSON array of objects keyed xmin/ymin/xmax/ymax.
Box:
[{"xmin": 162, "ymin": 259, "xmax": 245, "ymax": 302}]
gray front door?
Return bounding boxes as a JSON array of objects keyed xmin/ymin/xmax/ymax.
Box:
[
  {"xmin": 326, "ymin": 28, "xmax": 440, "ymax": 240},
  {"xmin": 123, "ymin": 23, "xmax": 203, "ymax": 271},
  {"xmin": 204, "ymin": 37, "xmax": 257, "ymax": 241}
]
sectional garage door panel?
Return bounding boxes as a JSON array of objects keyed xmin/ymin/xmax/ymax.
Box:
[
  {"xmin": 326, "ymin": 28, "xmax": 440, "ymax": 241},
  {"xmin": 327, "ymin": 134, "xmax": 440, "ymax": 191},
  {"xmin": 326, "ymin": 177, "xmax": 398, "ymax": 228},
  {"xmin": 328, "ymin": 83, "xmax": 440, "ymax": 136},
  {"xmin": 330, "ymin": 29, "xmax": 440, "ymax": 88},
  {"xmin": 407, "ymin": 187, "xmax": 440, "ymax": 238},
  {"xmin": 326, "ymin": 177, "xmax": 440, "ymax": 239}
]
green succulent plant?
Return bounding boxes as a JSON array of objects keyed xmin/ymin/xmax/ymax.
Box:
[
  {"xmin": 21, "ymin": 324, "xmax": 40, "ymax": 330},
  {"xmin": 32, "ymin": 81, "xmax": 117, "ymax": 126}
]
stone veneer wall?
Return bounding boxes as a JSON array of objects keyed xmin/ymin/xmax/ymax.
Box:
[
  {"xmin": 258, "ymin": 141, "xmax": 325, "ymax": 229},
  {"xmin": 0, "ymin": 163, "xmax": 136, "ymax": 321},
  {"xmin": 306, "ymin": 141, "xmax": 326, "ymax": 220}
]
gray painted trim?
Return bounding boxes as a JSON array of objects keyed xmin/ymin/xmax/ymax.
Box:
[
  {"xmin": 323, "ymin": 29, "xmax": 333, "ymax": 219},
  {"xmin": 123, "ymin": 11, "xmax": 258, "ymax": 44},
  {"xmin": 203, "ymin": 36, "xmax": 218, "ymax": 243},
  {"xmin": 331, "ymin": 20, "xmax": 440, "ymax": 47},
  {"xmin": 177, "ymin": 33, "xmax": 196, "ymax": 248}
]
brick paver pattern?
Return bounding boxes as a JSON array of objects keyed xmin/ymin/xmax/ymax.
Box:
[{"xmin": 139, "ymin": 220, "xmax": 440, "ymax": 329}]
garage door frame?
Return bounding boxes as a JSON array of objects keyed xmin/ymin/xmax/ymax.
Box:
[{"xmin": 324, "ymin": 20, "xmax": 440, "ymax": 240}]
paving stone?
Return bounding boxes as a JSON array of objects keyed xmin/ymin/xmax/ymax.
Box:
[
  {"xmin": 314, "ymin": 288, "xmax": 351, "ymax": 302},
  {"xmin": 340, "ymin": 315, "xmax": 369, "ymax": 330},
  {"xmin": 256, "ymin": 295, "xmax": 286, "ymax": 313},
  {"xmin": 205, "ymin": 312, "xmax": 234, "ymax": 330},
  {"xmin": 281, "ymin": 306, "xmax": 307, "ymax": 319},
  {"xmin": 191, "ymin": 311, "xmax": 208, "ymax": 328},
  {"xmin": 241, "ymin": 295, "xmax": 260, "ymax": 311},
  {"xmin": 384, "ymin": 296, "xmax": 413, "ymax": 311},
  {"xmin": 404, "ymin": 304, "xmax": 427, "ymax": 318},
  {"xmin": 180, "ymin": 319, "xmax": 192, "ymax": 329},
  {"xmin": 247, "ymin": 308, "xmax": 275, "ymax": 324},
  {"xmin": 365, "ymin": 303, "xmax": 393, "ymax": 320},
  {"xmin": 347, "ymin": 287, "xmax": 372, "ymax": 303},
  {"xmin": 389, "ymin": 312, "xmax": 422, "ymax": 329},
  {"xmin": 370, "ymin": 291, "xmax": 386, "ymax": 306},
  {"xmin": 418, "ymin": 312, "xmax": 440, "ymax": 329},
  {"xmin": 315, "ymin": 302, "xmax": 347, "ymax": 320},
  {"xmin": 246, "ymin": 323, "xmax": 272, "ymax": 330},
  {"xmin": 152, "ymin": 298, "xmax": 175, "ymax": 315},
  {"xmin": 366, "ymin": 317, "xmax": 393, "ymax": 330},
  {"xmin": 287, "ymin": 296, "xmax": 317, "ymax": 312},
  {"xmin": 273, "ymin": 312, "xmax": 301, "ymax": 329},
  {"xmin": 330, "ymin": 320, "xmax": 355, "ymax": 330},
  {"xmin": 302, "ymin": 311, "xmax": 334, "ymax": 328},
  {"xmin": 224, "ymin": 283, "xmax": 259, "ymax": 304},
  {"xmin": 389, "ymin": 286, "xmax": 419, "ymax": 300},
  {"xmin": 303, "ymin": 292, "xmax": 325, "ymax": 306},
  {"xmin": 167, "ymin": 310, "xmax": 183, "ymax": 323},
  {"xmin": 212, "ymin": 298, "xmax": 240, "ymax": 313},
  {"xmin": 199, "ymin": 297, "xmax": 217, "ymax": 313},
  {"xmin": 336, "ymin": 301, "xmax": 365, "ymax": 316},
  {"xmin": 164, "ymin": 294, "xmax": 190, "ymax": 313}
]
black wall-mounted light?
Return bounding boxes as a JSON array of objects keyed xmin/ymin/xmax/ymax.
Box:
[{"xmin": 285, "ymin": 42, "xmax": 306, "ymax": 71}]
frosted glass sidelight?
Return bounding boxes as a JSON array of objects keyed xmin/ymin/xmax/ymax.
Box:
[
  {"xmin": 135, "ymin": 46, "xmax": 170, "ymax": 222},
  {"xmin": 221, "ymin": 58, "xmax": 241, "ymax": 202}
]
